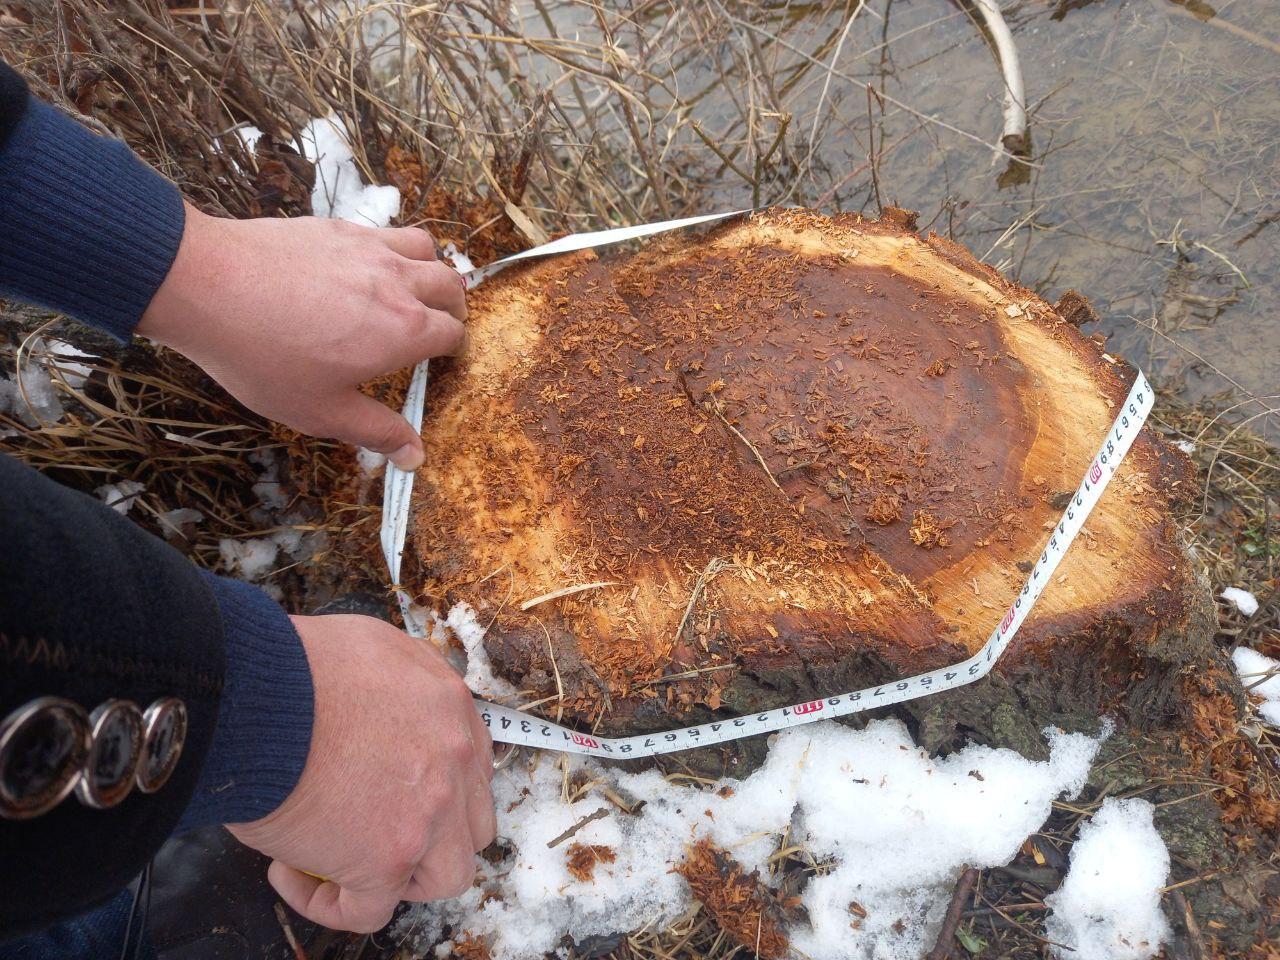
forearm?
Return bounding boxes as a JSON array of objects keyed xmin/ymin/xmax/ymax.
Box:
[
  {"xmin": 0, "ymin": 454, "xmax": 314, "ymax": 939},
  {"xmin": 0, "ymin": 61, "xmax": 183, "ymax": 340}
]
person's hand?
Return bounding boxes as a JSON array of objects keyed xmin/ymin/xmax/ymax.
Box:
[
  {"xmin": 227, "ymin": 614, "xmax": 496, "ymax": 932},
  {"xmin": 139, "ymin": 204, "xmax": 467, "ymax": 470}
]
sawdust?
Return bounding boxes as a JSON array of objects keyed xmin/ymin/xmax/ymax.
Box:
[
  {"xmin": 865, "ymin": 493, "xmax": 902, "ymax": 525},
  {"xmin": 449, "ymin": 933, "xmax": 492, "ymax": 960},
  {"xmin": 909, "ymin": 510, "xmax": 952, "ymax": 549},
  {"xmin": 385, "ymin": 145, "xmax": 527, "ymax": 267},
  {"xmin": 1180, "ymin": 661, "xmax": 1280, "ymax": 841},
  {"xmin": 678, "ymin": 840, "xmax": 790, "ymax": 960},
  {"xmin": 564, "ymin": 842, "xmax": 617, "ymax": 883}
]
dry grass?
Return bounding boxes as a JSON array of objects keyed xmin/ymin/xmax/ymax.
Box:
[{"xmin": 1, "ymin": 1, "xmax": 1277, "ymax": 958}]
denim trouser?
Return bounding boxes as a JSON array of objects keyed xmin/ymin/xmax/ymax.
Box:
[{"xmin": 0, "ymin": 883, "xmax": 152, "ymax": 960}]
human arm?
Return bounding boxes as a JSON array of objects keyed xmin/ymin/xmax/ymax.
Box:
[
  {"xmin": 0, "ymin": 452, "xmax": 309, "ymax": 937},
  {"xmin": 1, "ymin": 62, "xmax": 494, "ymax": 937},
  {"xmin": 0, "ymin": 457, "xmax": 496, "ymax": 937},
  {"xmin": 0, "ymin": 61, "xmax": 466, "ymax": 469}
]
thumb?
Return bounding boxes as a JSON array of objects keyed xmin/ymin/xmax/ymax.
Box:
[
  {"xmin": 267, "ymin": 861, "xmax": 401, "ymax": 934},
  {"xmin": 331, "ymin": 390, "xmax": 424, "ymax": 470}
]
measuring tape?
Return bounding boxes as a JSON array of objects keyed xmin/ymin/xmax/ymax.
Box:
[{"xmin": 379, "ymin": 211, "xmax": 1154, "ymax": 759}]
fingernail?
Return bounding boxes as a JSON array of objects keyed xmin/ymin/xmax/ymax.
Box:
[{"xmin": 389, "ymin": 442, "xmax": 424, "ymax": 471}]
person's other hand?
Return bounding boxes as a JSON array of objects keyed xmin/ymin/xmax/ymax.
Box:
[
  {"xmin": 227, "ymin": 614, "xmax": 496, "ymax": 933},
  {"xmin": 139, "ymin": 204, "xmax": 467, "ymax": 470}
]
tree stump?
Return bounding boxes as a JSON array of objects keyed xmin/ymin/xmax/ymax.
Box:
[{"xmin": 408, "ymin": 209, "xmax": 1214, "ymax": 771}]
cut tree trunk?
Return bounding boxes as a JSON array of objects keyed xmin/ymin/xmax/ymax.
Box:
[{"xmin": 407, "ymin": 208, "xmax": 1213, "ymax": 771}]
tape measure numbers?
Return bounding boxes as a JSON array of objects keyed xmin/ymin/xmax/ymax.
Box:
[{"xmin": 379, "ymin": 212, "xmax": 1154, "ymax": 760}]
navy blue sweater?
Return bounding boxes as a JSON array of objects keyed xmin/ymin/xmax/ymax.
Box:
[{"xmin": 0, "ymin": 63, "xmax": 314, "ymax": 933}]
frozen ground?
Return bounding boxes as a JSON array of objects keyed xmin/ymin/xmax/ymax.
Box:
[{"xmin": 398, "ymin": 610, "xmax": 1172, "ymax": 960}]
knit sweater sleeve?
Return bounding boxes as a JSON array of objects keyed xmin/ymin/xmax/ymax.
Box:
[
  {"xmin": 0, "ymin": 61, "xmax": 183, "ymax": 341},
  {"xmin": 0, "ymin": 454, "xmax": 315, "ymax": 938},
  {"xmin": 0, "ymin": 62, "xmax": 316, "ymax": 931}
]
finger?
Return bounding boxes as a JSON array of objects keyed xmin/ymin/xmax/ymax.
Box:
[
  {"xmin": 398, "ymin": 306, "xmax": 466, "ymax": 362},
  {"xmin": 381, "ymin": 226, "xmax": 439, "ymax": 262},
  {"xmin": 465, "ymin": 702, "xmax": 496, "ymax": 784},
  {"xmin": 403, "ymin": 837, "xmax": 478, "ymax": 902},
  {"xmin": 329, "ymin": 390, "xmax": 423, "ymax": 470},
  {"xmin": 466, "ymin": 775, "xmax": 498, "ymax": 853},
  {"xmin": 407, "ymin": 260, "xmax": 468, "ymax": 322},
  {"xmin": 457, "ymin": 723, "xmax": 496, "ymax": 851},
  {"xmin": 267, "ymin": 861, "xmax": 401, "ymax": 934}
]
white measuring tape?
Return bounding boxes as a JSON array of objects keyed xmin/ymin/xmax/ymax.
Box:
[{"xmin": 380, "ymin": 211, "xmax": 1154, "ymax": 759}]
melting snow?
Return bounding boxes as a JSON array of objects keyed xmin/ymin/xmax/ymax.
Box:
[
  {"xmin": 218, "ymin": 537, "xmax": 280, "ymax": 582},
  {"xmin": 42, "ymin": 339, "xmax": 96, "ymax": 389},
  {"xmin": 400, "ymin": 708, "xmax": 1112, "ymax": 960},
  {"xmin": 158, "ymin": 507, "xmax": 204, "ymax": 541},
  {"xmin": 217, "ymin": 523, "xmax": 314, "ymax": 582},
  {"xmin": 432, "ymin": 603, "xmax": 516, "ymax": 698},
  {"xmin": 356, "ymin": 446, "xmax": 387, "ymax": 475},
  {"xmin": 252, "ymin": 479, "xmax": 290, "ymax": 511},
  {"xmin": 95, "ymin": 480, "xmax": 145, "ymax": 515},
  {"xmin": 1221, "ymin": 587, "xmax": 1259, "ymax": 617},
  {"xmin": 1045, "ymin": 798, "xmax": 1171, "ymax": 960},
  {"xmin": 216, "ymin": 448, "xmax": 321, "ymax": 582},
  {"xmin": 1232, "ymin": 647, "xmax": 1280, "ymax": 726},
  {"xmin": 300, "ymin": 114, "xmax": 401, "ymax": 227},
  {"xmin": 235, "ymin": 124, "xmax": 264, "ymax": 154},
  {"xmin": 0, "ymin": 362, "xmax": 64, "ymax": 426},
  {"xmin": 442, "ymin": 242, "xmax": 476, "ymax": 274}
]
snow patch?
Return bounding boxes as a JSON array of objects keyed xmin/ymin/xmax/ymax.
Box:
[
  {"xmin": 252, "ymin": 480, "xmax": 290, "ymax": 511},
  {"xmin": 1232, "ymin": 647, "xmax": 1280, "ymax": 726},
  {"xmin": 434, "ymin": 602, "xmax": 516, "ymax": 698},
  {"xmin": 400, "ymin": 719, "xmax": 1110, "ymax": 960},
  {"xmin": 158, "ymin": 507, "xmax": 204, "ymax": 541},
  {"xmin": 213, "ymin": 447, "xmax": 325, "ymax": 582},
  {"xmin": 235, "ymin": 124, "xmax": 264, "ymax": 153},
  {"xmin": 95, "ymin": 480, "xmax": 145, "ymax": 515},
  {"xmin": 1221, "ymin": 586, "xmax": 1259, "ymax": 617},
  {"xmin": 356, "ymin": 447, "xmax": 387, "ymax": 475},
  {"xmin": 212, "ymin": 124, "xmax": 265, "ymax": 174},
  {"xmin": 442, "ymin": 242, "xmax": 476, "ymax": 275},
  {"xmin": 1176, "ymin": 439, "xmax": 1196, "ymax": 454},
  {"xmin": 300, "ymin": 114, "xmax": 401, "ymax": 227},
  {"xmin": 0, "ymin": 363, "xmax": 64, "ymax": 426},
  {"xmin": 1045, "ymin": 798, "xmax": 1171, "ymax": 960},
  {"xmin": 42, "ymin": 339, "xmax": 96, "ymax": 389},
  {"xmin": 218, "ymin": 524, "xmax": 312, "ymax": 582},
  {"xmin": 218, "ymin": 537, "xmax": 280, "ymax": 582}
]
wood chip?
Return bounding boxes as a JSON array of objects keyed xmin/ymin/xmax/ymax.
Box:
[{"xmin": 520, "ymin": 581, "xmax": 621, "ymax": 611}]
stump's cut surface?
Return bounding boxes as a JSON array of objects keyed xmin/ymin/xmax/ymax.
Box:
[{"xmin": 409, "ymin": 209, "xmax": 1208, "ymax": 739}]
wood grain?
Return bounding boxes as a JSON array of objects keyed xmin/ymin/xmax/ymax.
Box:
[{"xmin": 408, "ymin": 209, "xmax": 1205, "ymax": 732}]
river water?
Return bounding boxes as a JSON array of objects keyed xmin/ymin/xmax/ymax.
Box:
[{"xmin": 497, "ymin": 0, "xmax": 1279, "ymax": 432}]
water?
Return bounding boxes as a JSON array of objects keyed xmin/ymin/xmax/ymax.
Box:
[
  {"xmin": 526, "ymin": 0, "xmax": 1278, "ymax": 431},
  {"xmin": 805, "ymin": 0, "xmax": 1280, "ymax": 425}
]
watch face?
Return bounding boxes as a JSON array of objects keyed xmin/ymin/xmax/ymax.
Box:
[{"xmin": 0, "ymin": 698, "xmax": 91, "ymax": 819}]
